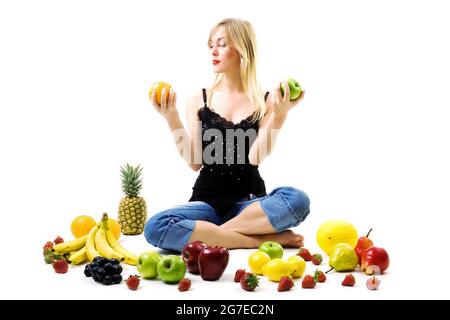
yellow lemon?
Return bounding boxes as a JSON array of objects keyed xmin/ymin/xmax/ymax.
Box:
[
  {"xmin": 316, "ymin": 220, "xmax": 358, "ymax": 255},
  {"xmin": 248, "ymin": 251, "xmax": 271, "ymax": 275},
  {"xmin": 262, "ymin": 258, "xmax": 293, "ymax": 282},
  {"xmin": 71, "ymin": 215, "xmax": 97, "ymax": 238},
  {"xmin": 287, "ymin": 255, "xmax": 306, "ymax": 278}
]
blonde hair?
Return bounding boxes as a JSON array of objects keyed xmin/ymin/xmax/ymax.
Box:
[{"xmin": 207, "ymin": 18, "xmax": 266, "ymax": 123}]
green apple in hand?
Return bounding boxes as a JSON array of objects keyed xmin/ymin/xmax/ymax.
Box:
[
  {"xmin": 157, "ymin": 255, "xmax": 186, "ymax": 283},
  {"xmin": 259, "ymin": 241, "xmax": 284, "ymax": 259},
  {"xmin": 280, "ymin": 79, "xmax": 302, "ymax": 100},
  {"xmin": 137, "ymin": 251, "xmax": 162, "ymax": 279}
]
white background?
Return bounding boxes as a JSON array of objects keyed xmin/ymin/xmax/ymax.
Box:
[{"xmin": 1, "ymin": 0, "xmax": 449, "ymax": 300}]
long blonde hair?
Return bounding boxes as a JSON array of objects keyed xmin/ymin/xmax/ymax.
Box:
[{"xmin": 207, "ymin": 18, "xmax": 266, "ymax": 123}]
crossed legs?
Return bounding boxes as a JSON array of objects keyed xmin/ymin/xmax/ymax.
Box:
[{"xmin": 189, "ymin": 201, "xmax": 305, "ymax": 249}]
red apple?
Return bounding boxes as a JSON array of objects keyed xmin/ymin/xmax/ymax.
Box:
[
  {"xmin": 198, "ymin": 246, "xmax": 229, "ymax": 281},
  {"xmin": 182, "ymin": 241, "xmax": 207, "ymax": 274},
  {"xmin": 355, "ymin": 228, "xmax": 374, "ymax": 264},
  {"xmin": 361, "ymin": 246, "xmax": 390, "ymax": 275}
]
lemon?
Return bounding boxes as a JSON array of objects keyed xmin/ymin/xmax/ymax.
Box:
[
  {"xmin": 316, "ymin": 220, "xmax": 358, "ymax": 255},
  {"xmin": 287, "ymin": 255, "xmax": 306, "ymax": 278},
  {"xmin": 248, "ymin": 251, "xmax": 271, "ymax": 275},
  {"xmin": 262, "ymin": 258, "xmax": 293, "ymax": 282}
]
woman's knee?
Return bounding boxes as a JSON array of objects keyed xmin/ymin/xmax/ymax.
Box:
[
  {"xmin": 144, "ymin": 211, "xmax": 174, "ymax": 248},
  {"xmin": 277, "ymin": 186, "xmax": 311, "ymax": 223}
]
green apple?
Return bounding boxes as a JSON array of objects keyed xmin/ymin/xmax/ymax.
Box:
[
  {"xmin": 280, "ymin": 79, "xmax": 302, "ymax": 101},
  {"xmin": 137, "ymin": 251, "xmax": 162, "ymax": 279},
  {"xmin": 258, "ymin": 241, "xmax": 284, "ymax": 259},
  {"xmin": 156, "ymin": 255, "xmax": 186, "ymax": 283}
]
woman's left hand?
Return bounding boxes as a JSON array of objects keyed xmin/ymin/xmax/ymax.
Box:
[{"xmin": 269, "ymin": 81, "xmax": 305, "ymax": 117}]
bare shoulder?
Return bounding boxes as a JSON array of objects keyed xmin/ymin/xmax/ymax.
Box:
[
  {"xmin": 186, "ymin": 89, "xmax": 205, "ymax": 111},
  {"xmin": 185, "ymin": 89, "xmax": 205, "ymax": 122}
]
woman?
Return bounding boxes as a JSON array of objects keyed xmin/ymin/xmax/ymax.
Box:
[{"xmin": 144, "ymin": 18, "xmax": 310, "ymax": 252}]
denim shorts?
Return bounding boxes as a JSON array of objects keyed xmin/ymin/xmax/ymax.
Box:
[{"xmin": 144, "ymin": 186, "xmax": 310, "ymax": 252}]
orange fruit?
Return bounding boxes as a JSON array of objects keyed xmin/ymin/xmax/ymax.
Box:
[
  {"xmin": 107, "ymin": 218, "xmax": 121, "ymax": 240},
  {"xmin": 149, "ymin": 81, "xmax": 172, "ymax": 105},
  {"xmin": 71, "ymin": 215, "xmax": 97, "ymax": 238}
]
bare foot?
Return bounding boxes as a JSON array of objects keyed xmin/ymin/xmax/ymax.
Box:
[{"xmin": 257, "ymin": 230, "xmax": 304, "ymax": 248}]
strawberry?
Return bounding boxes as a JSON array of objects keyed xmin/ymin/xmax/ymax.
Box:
[
  {"xmin": 126, "ymin": 275, "xmax": 140, "ymax": 290},
  {"xmin": 311, "ymin": 254, "xmax": 323, "ymax": 265},
  {"xmin": 178, "ymin": 278, "xmax": 191, "ymax": 292},
  {"xmin": 314, "ymin": 269, "xmax": 326, "ymax": 283},
  {"xmin": 240, "ymin": 272, "xmax": 260, "ymax": 291},
  {"xmin": 44, "ymin": 254, "xmax": 55, "ymax": 264},
  {"xmin": 342, "ymin": 274, "xmax": 355, "ymax": 287},
  {"xmin": 278, "ymin": 276, "xmax": 294, "ymax": 292},
  {"xmin": 54, "ymin": 236, "xmax": 64, "ymax": 245},
  {"xmin": 298, "ymin": 248, "xmax": 312, "ymax": 261},
  {"xmin": 52, "ymin": 259, "xmax": 68, "ymax": 274},
  {"xmin": 43, "ymin": 241, "xmax": 54, "ymax": 254},
  {"xmin": 234, "ymin": 269, "xmax": 246, "ymax": 282},
  {"xmin": 301, "ymin": 275, "xmax": 317, "ymax": 288},
  {"xmin": 44, "ymin": 250, "xmax": 64, "ymax": 264}
]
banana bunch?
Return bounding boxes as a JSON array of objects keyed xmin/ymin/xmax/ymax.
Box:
[{"xmin": 53, "ymin": 213, "xmax": 138, "ymax": 266}]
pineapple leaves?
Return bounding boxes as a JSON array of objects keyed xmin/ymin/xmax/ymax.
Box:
[{"xmin": 120, "ymin": 163, "xmax": 143, "ymax": 198}]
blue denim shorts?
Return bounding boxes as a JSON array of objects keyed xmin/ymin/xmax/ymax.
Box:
[{"xmin": 144, "ymin": 186, "xmax": 310, "ymax": 252}]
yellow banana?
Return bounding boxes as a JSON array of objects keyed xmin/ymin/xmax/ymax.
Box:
[
  {"xmin": 68, "ymin": 246, "xmax": 87, "ymax": 265},
  {"xmin": 53, "ymin": 235, "xmax": 88, "ymax": 254},
  {"xmin": 86, "ymin": 226, "xmax": 100, "ymax": 262},
  {"xmin": 95, "ymin": 213, "xmax": 124, "ymax": 261},
  {"xmin": 106, "ymin": 228, "xmax": 137, "ymax": 265}
]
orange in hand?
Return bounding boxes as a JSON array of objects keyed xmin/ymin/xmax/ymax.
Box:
[{"xmin": 149, "ymin": 81, "xmax": 172, "ymax": 106}]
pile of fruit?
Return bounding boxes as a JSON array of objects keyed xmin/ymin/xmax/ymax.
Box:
[
  {"xmin": 42, "ymin": 159, "xmax": 390, "ymax": 293},
  {"xmin": 49, "ymin": 213, "xmax": 138, "ymax": 267},
  {"xmin": 43, "ymin": 236, "xmax": 69, "ymax": 274},
  {"xmin": 225, "ymin": 219, "xmax": 391, "ymax": 292}
]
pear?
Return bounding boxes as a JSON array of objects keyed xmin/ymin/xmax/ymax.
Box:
[{"xmin": 328, "ymin": 243, "xmax": 358, "ymax": 272}]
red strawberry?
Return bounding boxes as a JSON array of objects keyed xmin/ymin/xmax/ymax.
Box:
[
  {"xmin": 301, "ymin": 275, "xmax": 317, "ymax": 288},
  {"xmin": 126, "ymin": 275, "xmax": 140, "ymax": 290},
  {"xmin": 52, "ymin": 259, "xmax": 68, "ymax": 274},
  {"xmin": 298, "ymin": 248, "xmax": 312, "ymax": 261},
  {"xmin": 315, "ymin": 269, "xmax": 326, "ymax": 282},
  {"xmin": 178, "ymin": 278, "xmax": 192, "ymax": 292},
  {"xmin": 234, "ymin": 269, "xmax": 246, "ymax": 282},
  {"xmin": 278, "ymin": 276, "xmax": 294, "ymax": 292},
  {"xmin": 311, "ymin": 254, "xmax": 323, "ymax": 265},
  {"xmin": 342, "ymin": 274, "xmax": 355, "ymax": 287},
  {"xmin": 43, "ymin": 241, "xmax": 54, "ymax": 254},
  {"xmin": 240, "ymin": 273, "xmax": 260, "ymax": 291},
  {"xmin": 54, "ymin": 236, "xmax": 64, "ymax": 245}
]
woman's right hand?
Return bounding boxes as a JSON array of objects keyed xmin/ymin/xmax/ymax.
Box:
[{"xmin": 151, "ymin": 88, "xmax": 179, "ymax": 122}]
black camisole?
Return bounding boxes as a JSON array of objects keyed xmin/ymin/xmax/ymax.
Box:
[{"xmin": 189, "ymin": 89, "xmax": 269, "ymax": 216}]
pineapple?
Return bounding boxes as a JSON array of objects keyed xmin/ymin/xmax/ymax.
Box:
[{"xmin": 118, "ymin": 164, "xmax": 147, "ymax": 235}]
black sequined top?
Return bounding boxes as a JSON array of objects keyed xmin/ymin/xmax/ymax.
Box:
[{"xmin": 189, "ymin": 89, "xmax": 269, "ymax": 216}]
